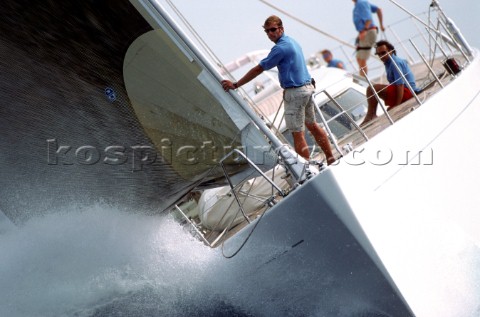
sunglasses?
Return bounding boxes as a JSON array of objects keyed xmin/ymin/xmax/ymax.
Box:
[
  {"xmin": 375, "ymin": 50, "xmax": 389, "ymax": 56},
  {"xmin": 264, "ymin": 27, "xmax": 280, "ymax": 33}
]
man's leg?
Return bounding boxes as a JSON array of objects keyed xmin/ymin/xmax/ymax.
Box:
[
  {"xmin": 362, "ymin": 85, "xmax": 379, "ymax": 124},
  {"xmin": 292, "ymin": 131, "xmax": 310, "ymax": 159},
  {"xmin": 357, "ymin": 57, "xmax": 368, "ymax": 77},
  {"xmin": 305, "ymin": 122, "xmax": 335, "ymax": 165},
  {"xmin": 285, "ymin": 88, "xmax": 311, "ymax": 160},
  {"xmin": 361, "ymin": 84, "xmax": 388, "ymax": 125},
  {"xmin": 302, "ymin": 87, "xmax": 335, "ymax": 165},
  {"xmin": 357, "ymin": 29, "xmax": 377, "ymax": 77}
]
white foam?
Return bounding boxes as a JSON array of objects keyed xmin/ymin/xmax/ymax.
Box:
[{"xmin": 0, "ymin": 204, "xmax": 215, "ymax": 317}]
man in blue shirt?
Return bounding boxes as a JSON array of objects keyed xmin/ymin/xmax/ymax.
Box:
[
  {"xmin": 361, "ymin": 40, "xmax": 419, "ymax": 125},
  {"xmin": 321, "ymin": 49, "xmax": 345, "ymax": 69},
  {"xmin": 221, "ymin": 15, "xmax": 335, "ymax": 165},
  {"xmin": 352, "ymin": 0, "xmax": 385, "ymax": 77}
]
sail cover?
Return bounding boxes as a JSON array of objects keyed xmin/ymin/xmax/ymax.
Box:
[{"xmin": 123, "ymin": 5, "xmax": 277, "ymax": 182}]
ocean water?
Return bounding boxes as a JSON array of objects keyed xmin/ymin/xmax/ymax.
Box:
[
  {"xmin": 1, "ymin": 201, "xmax": 479, "ymax": 316},
  {"xmin": 0, "ymin": 205, "xmax": 253, "ymax": 317},
  {"xmin": 1, "ymin": 205, "xmax": 388, "ymax": 317}
]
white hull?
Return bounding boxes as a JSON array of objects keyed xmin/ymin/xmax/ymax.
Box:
[
  {"xmin": 331, "ymin": 50, "xmax": 480, "ymax": 315},
  {"xmin": 214, "ymin": 52, "xmax": 480, "ymax": 316},
  {"xmin": 222, "ymin": 170, "xmax": 414, "ymax": 315}
]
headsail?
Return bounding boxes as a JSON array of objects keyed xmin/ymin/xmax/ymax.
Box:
[{"xmin": 124, "ymin": 1, "xmax": 279, "ymax": 183}]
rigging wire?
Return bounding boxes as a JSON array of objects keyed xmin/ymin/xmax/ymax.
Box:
[
  {"xmin": 258, "ymin": 0, "xmax": 356, "ymax": 50},
  {"xmin": 165, "ymin": 0, "xmax": 286, "ymax": 133},
  {"xmin": 165, "ymin": 0, "xmax": 224, "ymax": 69},
  {"xmin": 221, "ymin": 199, "xmax": 269, "ymax": 259}
]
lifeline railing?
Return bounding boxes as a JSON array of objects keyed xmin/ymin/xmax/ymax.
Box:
[
  {"xmin": 170, "ymin": 0, "xmax": 474, "ymax": 244},
  {"xmin": 311, "ymin": 89, "xmax": 369, "ymax": 156},
  {"xmin": 173, "ymin": 148, "xmax": 294, "ymax": 247},
  {"xmin": 228, "ymin": 4, "xmax": 470, "ymax": 161},
  {"xmin": 311, "ymin": 3, "xmax": 472, "ymax": 157}
]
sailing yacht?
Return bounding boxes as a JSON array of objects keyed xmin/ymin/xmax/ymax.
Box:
[
  {"xmin": 125, "ymin": 1, "xmax": 480, "ymax": 315},
  {"xmin": 1, "ymin": 0, "xmax": 479, "ymax": 315}
]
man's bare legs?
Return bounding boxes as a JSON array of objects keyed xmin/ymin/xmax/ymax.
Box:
[
  {"xmin": 361, "ymin": 84, "xmax": 388, "ymax": 125},
  {"xmin": 292, "ymin": 123, "xmax": 335, "ymax": 165},
  {"xmin": 292, "ymin": 131, "xmax": 310, "ymax": 160},
  {"xmin": 357, "ymin": 57, "xmax": 368, "ymax": 77}
]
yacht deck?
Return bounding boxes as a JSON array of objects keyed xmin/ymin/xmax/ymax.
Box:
[{"xmin": 328, "ymin": 55, "xmax": 466, "ymax": 160}]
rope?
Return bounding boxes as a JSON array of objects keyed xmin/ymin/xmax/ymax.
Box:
[{"xmin": 258, "ymin": 0, "xmax": 356, "ymax": 50}]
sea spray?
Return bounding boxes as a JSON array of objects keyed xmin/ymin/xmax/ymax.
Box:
[{"xmin": 0, "ymin": 204, "xmax": 221, "ymax": 317}]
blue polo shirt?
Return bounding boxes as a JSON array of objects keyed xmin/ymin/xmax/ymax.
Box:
[
  {"xmin": 327, "ymin": 59, "xmax": 344, "ymax": 69},
  {"xmin": 353, "ymin": 0, "xmax": 379, "ymax": 32},
  {"xmin": 385, "ymin": 54, "xmax": 418, "ymax": 92},
  {"xmin": 259, "ymin": 34, "xmax": 311, "ymax": 89}
]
